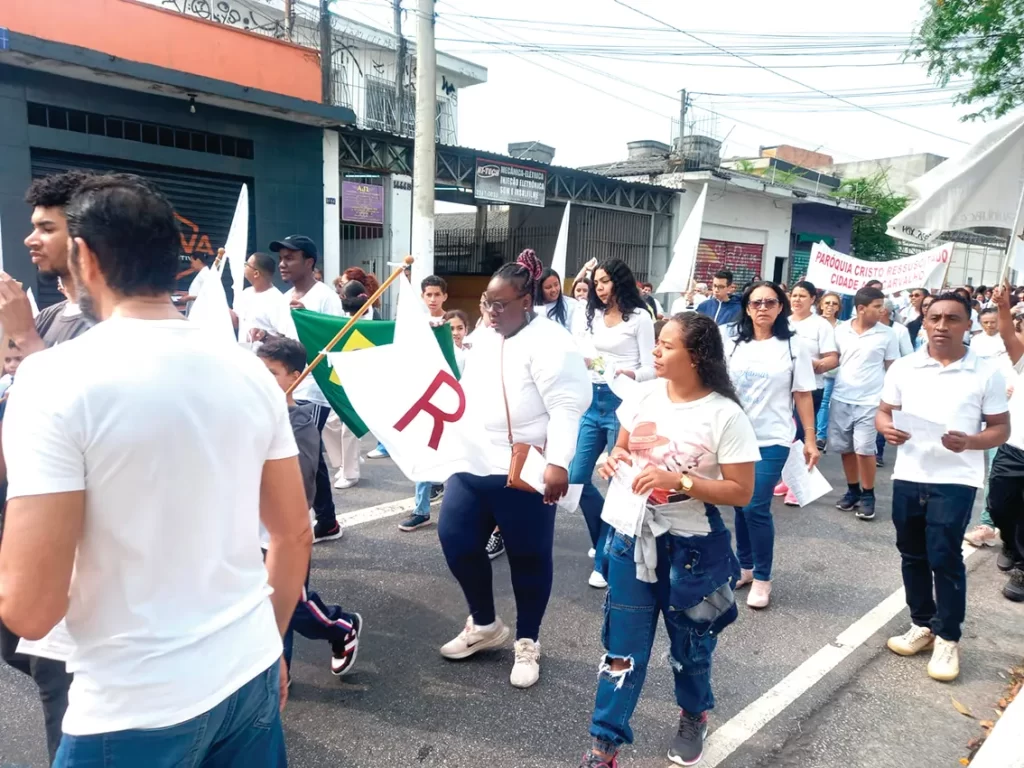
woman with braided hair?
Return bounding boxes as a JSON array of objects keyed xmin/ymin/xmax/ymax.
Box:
[{"xmin": 436, "ymin": 254, "xmax": 591, "ymax": 689}]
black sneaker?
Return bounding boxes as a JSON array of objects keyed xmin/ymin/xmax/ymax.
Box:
[
  {"xmin": 331, "ymin": 613, "xmax": 362, "ymax": 676},
  {"xmin": 313, "ymin": 520, "xmax": 344, "ymax": 543},
  {"xmin": 668, "ymin": 710, "xmax": 708, "ymax": 766},
  {"xmin": 997, "ymin": 546, "xmax": 1018, "ymax": 572},
  {"xmin": 875, "ymin": 456, "xmax": 885, "ymax": 468},
  {"xmin": 430, "ymin": 484, "xmax": 445, "ymax": 503},
  {"xmin": 855, "ymin": 495, "xmax": 876, "ymax": 521},
  {"xmin": 486, "ymin": 530, "xmax": 506, "ymax": 560},
  {"xmin": 816, "ymin": 438, "xmax": 827, "ymax": 453},
  {"xmin": 1003, "ymin": 569, "xmax": 1024, "ymax": 602},
  {"xmin": 836, "ymin": 491, "xmax": 860, "ymax": 511},
  {"xmin": 578, "ymin": 751, "xmax": 617, "ymax": 768},
  {"xmin": 398, "ymin": 513, "xmax": 433, "ymax": 532}
]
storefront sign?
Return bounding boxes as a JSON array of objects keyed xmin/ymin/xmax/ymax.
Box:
[
  {"xmin": 806, "ymin": 241, "xmax": 952, "ymax": 296},
  {"xmin": 342, "ymin": 182, "xmax": 384, "ymax": 225},
  {"xmin": 473, "ymin": 159, "xmax": 547, "ymax": 208}
]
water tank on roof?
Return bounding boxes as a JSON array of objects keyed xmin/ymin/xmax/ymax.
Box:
[{"xmin": 674, "ymin": 135, "xmax": 722, "ymax": 170}]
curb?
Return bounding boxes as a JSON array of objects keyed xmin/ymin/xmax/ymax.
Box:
[{"xmin": 970, "ymin": 683, "xmax": 1024, "ymax": 768}]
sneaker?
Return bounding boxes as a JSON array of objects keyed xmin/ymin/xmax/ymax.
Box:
[
  {"xmin": 333, "ymin": 476, "xmax": 358, "ymax": 490},
  {"xmin": 816, "ymin": 438, "xmax": 827, "ymax": 453},
  {"xmin": 773, "ymin": 480, "xmax": 788, "ymax": 497},
  {"xmin": 398, "ymin": 513, "xmax": 432, "ymax": 532},
  {"xmin": 875, "ymin": 456, "xmax": 885, "ymax": 468},
  {"xmin": 579, "ymin": 752, "xmax": 617, "ymax": 768},
  {"xmin": 486, "ymin": 530, "xmax": 506, "ymax": 559},
  {"xmin": 588, "ymin": 547, "xmax": 597, "ymax": 559},
  {"xmin": 886, "ymin": 624, "xmax": 935, "ymax": 656},
  {"xmin": 510, "ymin": 638, "xmax": 541, "ymax": 688},
  {"xmin": 588, "ymin": 570, "xmax": 608, "ymax": 589},
  {"xmin": 927, "ymin": 637, "xmax": 959, "ymax": 682},
  {"xmin": 313, "ymin": 520, "xmax": 344, "ymax": 543},
  {"xmin": 855, "ymin": 495, "xmax": 876, "ymax": 521},
  {"xmin": 836, "ymin": 490, "xmax": 860, "ymax": 512},
  {"xmin": 747, "ymin": 579, "xmax": 771, "ymax": 609},
  {"xmin": 367, "ymin": 447, "xmax": 389, "ymax": 459},
  {"xmin": 668, "ymin": 710, "xmax": 708, "ymax": 766},
  {"xmin": 997, "ymin": 547, "xmax": 1017, "ymax": 572},
  {"xmin": 736, "ymin": 568, "xmax": 754, "ymax": 589},
  {"xmin": 430, "ymin": 484, "xmax": 445, "ymax": 503},
  {"xmin": 330, "ymin": 613, "xmax": 362, "ymax": 676},
  {"xmin": 440, "ymin": 617, "xmax": 510, "ymax": 660},
  {"xmin": 964, "ymin": 524, "xmax": 1000, "ymax": 548},
  {"xmin": 1003, "ymin": 568, "xmax": 1024, "ymax": 602},
  {"xmin": 783, "ymin": 489, "xmax": 800, "ymax": 507}
]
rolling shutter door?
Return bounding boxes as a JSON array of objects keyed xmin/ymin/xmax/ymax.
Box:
[
  {"xmin": 30, "ymin": 150, "xmax": 254, "ymax": 307},
  {"xmin": 694, "ymin": 239, "xmax": 763, "ymax": 287}
]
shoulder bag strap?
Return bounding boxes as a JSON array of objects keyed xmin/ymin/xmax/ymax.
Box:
[{"xmin": 500, "ymin": 337, "xmax": 514, "ymax": 447}]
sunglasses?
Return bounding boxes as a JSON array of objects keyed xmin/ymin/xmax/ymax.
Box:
[
  {"xmin": 822, "ymin": 300, "xmax": 840, "ymax": 306},
  {"xmin": 750, "ymin": 298, "xmax": 781, "ymax": 309}
]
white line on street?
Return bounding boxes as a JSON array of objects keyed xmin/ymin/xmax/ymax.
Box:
[
  {"xmin": 702, "ymin": 542, "xmax": 980, "ymax": 766},
  {"xmin": 337, "ymin": 497, "xmax": 418, "ymax": 528}
]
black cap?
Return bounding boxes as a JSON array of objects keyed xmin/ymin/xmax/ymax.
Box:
[{"xmin": 269, "ymin": 235, "xmax": 318, "ymax": 261}]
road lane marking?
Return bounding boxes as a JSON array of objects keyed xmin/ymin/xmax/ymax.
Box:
[
  {"xmin": 702, "ymin": 542, "xmax": 979, "ymax": 766},
  {"xmin": 338, "ymin": 497, "xmax": 418, "ymax": 528}
]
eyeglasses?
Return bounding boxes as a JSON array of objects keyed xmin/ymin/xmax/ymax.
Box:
[
  {"xmin": 480, "ymin": 294, "xmax": 513, "ymax": 314},
  {"xmin": 822, "ymin": 300, "xmax": 840, "ymax": 306},
  {"xmin": 750, "ymin": 298, "xmax": 781, "ymax": 309}
]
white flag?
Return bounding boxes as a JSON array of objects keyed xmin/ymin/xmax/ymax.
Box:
[
  {"xmin": 330, "ymin": 276, "xmax": 491, "ymax": 482},
  {"xmin": 26, "ymin": 287, "xmax": 40, "ymax": 319},
  {"xmin": 551, "ymin": 202, "xmax": 571, "ymax": 280},
  {"xmin": 188, "ymin": 270, "xmax": 236, "ymax": 344},
  {"xmin": 656, "ymin": 184, "xmax": 708, "ymax": 295},
  {"xmin": 224, "ymin": 184, "xmax": 249, "ymax": 299}
]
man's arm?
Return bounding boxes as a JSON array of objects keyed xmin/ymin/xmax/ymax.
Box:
[
  {"xmin": 259, "ymin": 457, "xmax": 313, "ymax": 637},
  {"xmin": 993, "ymin": 284, "xmax": 1024, "ymax": 365},
  {"xmin": 0, "ymin": 274, "xmax": 46, "ymax": 358},
  {"xmin": 0, "ymin": 491, "xmax": 84, "ymax": 639}
]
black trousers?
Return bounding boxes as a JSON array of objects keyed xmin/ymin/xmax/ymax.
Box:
[{"xmin": 987, "ymin": 443, "xmax": 1024, "ymax": 566}]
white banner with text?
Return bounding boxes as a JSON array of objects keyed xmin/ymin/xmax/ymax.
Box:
[{"xmin": 805, "ymin": 241, "xmax": 952, "ymax": 296}]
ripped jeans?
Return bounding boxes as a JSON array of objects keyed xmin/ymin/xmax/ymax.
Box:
[{"xmin": 589, "ymin": 523, "xmax": 740, "ymax": 748}]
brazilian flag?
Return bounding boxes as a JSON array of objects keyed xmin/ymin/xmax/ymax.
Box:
[{"xmin": 291, "ymin": 309, "xmax": 460, "ymax": 437}]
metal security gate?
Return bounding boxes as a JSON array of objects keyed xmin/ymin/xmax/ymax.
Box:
[
  {"xmin": 30, "ymin": 150, "xmax": 255, "ymax": 307},
  {"xmin": 695, "ymin": 240, "xmax": 763, "ymax": 287}
]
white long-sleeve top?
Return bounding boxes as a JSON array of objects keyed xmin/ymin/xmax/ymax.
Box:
[
  {"xmin": 460, "ymin": 315, "xmax": 592, "ymax": 473},
  {"xmin": 579, "ymin": 307, "xmax": 656, "ymax": 383}
]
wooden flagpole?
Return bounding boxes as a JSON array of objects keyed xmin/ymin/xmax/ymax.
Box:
[{"xmin": 285, "ymin": 255, "xmax": 413, "ymax": 397}]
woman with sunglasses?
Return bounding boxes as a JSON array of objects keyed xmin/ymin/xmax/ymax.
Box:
[
  {"xmin": 573, "ymin": 259, "xmax": 656, "ymax": 589},
  {"xmin": 723, "ymin": 282, "xmax": 818, "ymax": 609},
  {"xmin": 814, "ymin": 291, "xmax": 843, "ymax": 450},
  {"xmin": 907, "ymin": 294, "xmax": 935, "ymax": 350}
]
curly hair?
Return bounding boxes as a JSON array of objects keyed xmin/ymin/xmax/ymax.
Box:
[
  {"xmin": 342, "ymin": 266, "xmax": 381, "ymax": 307},
  {"xmin": 733, "ymin": 281, "xmax": 794, "ymax": 344},
  {"xmin": 535, "ymin": 267, "xmax": 570, "ymax": 328},
  {"xmin": 670, "ymin": 313, "xmax": 742, "ymax": 406},
  {"xmin": 25, "ymin": 170, "xmax": 95, "ymax": 209},
  {"xmin": 586, "ymin": 258, "xmax": 648, "ymax": 331}
]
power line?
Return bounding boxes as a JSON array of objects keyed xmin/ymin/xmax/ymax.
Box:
[{"xmin": 611, "ymin": 0, "xmax": 969, "ymax": 145}]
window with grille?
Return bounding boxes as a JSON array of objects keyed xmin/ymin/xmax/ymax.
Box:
[{"xmin": 364, "ymin": 76, "xmax": 414, "ymax": 135}]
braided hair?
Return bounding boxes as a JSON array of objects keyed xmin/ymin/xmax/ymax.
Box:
[
  {"xmin": 492, "ymin": 248, "xmax": 543, "ymax": 300},
  {"xmin": 535, "ymin": 267, "xmax": 569, "ymax": 328},
  {"xmin": 672, "ymin": 312, "xmax": 742, "ymax": 406},
  {"xmin": 586, "ymin": 258, "xmax": 648, "ymax": 331}
]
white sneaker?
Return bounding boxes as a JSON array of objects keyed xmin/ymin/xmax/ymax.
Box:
[
  {"xmin": 927, "ymin": 637, "xmax": 960, "ymax": 681},
  {"xmin": 747, "ymin": 579, "xmax": 771, "ymax": 609},
  {"xmin": 588, "ymin": 548, "xmax": 597, "ymax": 559},
  {"xmin": 334, "ymin": 477, "xmax": 358, "ymax": 490},
  {"xmin": 440, "ymin": 617, "xmax": 510, "ymax": 660},
  {"xmin": 510, "ymin": 638, "xmax": 541, "ymax": 688},
  {"xmin": 963, "ymin": 524, "xmax": 999, "ymax": 548},
  {"xmin": 886, "ymin": 624, "xmax": 935, "ymax": 656},
  {"xmin": 366, "ymin": 447, "xmax": 389, "ymax": 459},
  {"xmin": 588, "ymin": 570, "xmax": 608, "ymax": 589}
]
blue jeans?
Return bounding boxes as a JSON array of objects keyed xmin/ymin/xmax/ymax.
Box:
[
  {"xmin": 891, "ymin": 480, "xmax": 975, "ymax": 642},
  {"xmin": 816, "ymin": 377, "xmax": 835, "ymax": 443},
  {"xmin": 414, "ymin": 481, "xmax": 432, "ymax": 517},
  {"xmin": 54, "ymin": 661, "xmax": 286, "ymax": 767},
  {"xmin": 570, "ymin": 384, "xmax": 622, "ymax": 574},
  {"xmin": 733, "ymin": 444, "xmax": 789, "ymax": 581},
  {"xmin": 589, "ymin": 523, "xmax": 739, "ymax": 747}
]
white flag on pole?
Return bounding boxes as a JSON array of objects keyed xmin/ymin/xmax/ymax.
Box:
[
  {"xmin": 551, "ymin": 202, "xmax": 571, "ymax": 280},
  {"xmin": 887, "ymin": 113, "xmax": 1024, "ymax": 245},
  {"xmin": 188, "ymin": 269, "xmax": 235, "ymax": 344},
  {"xmin": 329, "ymin": 276, "xmax": 492, "ymax": 482},
  {"xmin": 26, "ymin": 287, "xmax": 40, "ymax": 319},
  {"xmin": 655, "ymin": 184, "xmax": 708, "ymax": 295},
  {"xmin": 224, "ymin": 184, "xmax": 249, "ymax": 298}
]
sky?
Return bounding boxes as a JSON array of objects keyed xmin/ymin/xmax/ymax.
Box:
[{"xmin": 338, "ymin": 0, "xmax": 997, "ymax": 170}]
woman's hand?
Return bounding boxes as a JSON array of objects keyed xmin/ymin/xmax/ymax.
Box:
[
  {"xmin": 598, "ymin": 446, "xmax": 631, "ymax": 480},
  {"xmin": 632, "ymin": 466, "xmax": 678, "ymax": 496},
  {"xmin": 614, "ymin": 369, "xmax": 636, "ymax": 380},
  {"xmin": 542, "ymin": 464, "xmax": 569, "ymax": 505},
  {"xmin": 803, "ymin": 440, "xmax": 820, "ymax": 471}
]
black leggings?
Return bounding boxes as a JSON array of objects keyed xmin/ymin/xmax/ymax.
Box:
[{"xmin": 987, "ymin": 444, "xmax": 1024, "ymax": 566}]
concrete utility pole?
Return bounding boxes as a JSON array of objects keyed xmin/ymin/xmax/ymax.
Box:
[
  {"xmin": 393, "ymin": 0, "xmax": 407, "ymax": 134},
  {"xmin": 678, "ymin": 88, "xmax": 687, "ymax": 139},
  {"xmin": 411, "ymin": 0, "xmax": 436, "ymax": 284},
  {"xmin": 319, "ymin": 0, "xmax": 332, "ymax": 103}
]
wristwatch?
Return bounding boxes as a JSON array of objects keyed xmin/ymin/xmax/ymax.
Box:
[{"xmin": 677, "ymin": 472, "xmax": 694, "ymax": 493}]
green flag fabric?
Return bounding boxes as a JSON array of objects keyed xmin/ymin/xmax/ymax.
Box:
[{"xmin": 290, "ymin": 309, "xmax": 459, "ymax": 437}]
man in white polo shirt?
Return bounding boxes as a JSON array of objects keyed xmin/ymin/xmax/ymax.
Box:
[
  {"xmin": 0, "ymin": 175, "xmax": 312, "ymax": 764},
  {"xmin": 829, "ymin": 286, "xmax": 901, "ymax": 521},
  {"xmin": 876, "ymin": 291, "xmax": 1008, "ymax": 682}
]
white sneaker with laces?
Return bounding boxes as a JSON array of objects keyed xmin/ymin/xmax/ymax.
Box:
[
  {"xmin": 510, "ymin": 638, "xmax": 541, "ymax": 688},
  {"xmin": 334, "ymin": 476, "xmax": 358, "ymax": 490},
  {"xmin": 963, "ymin": 524, "xmax": 999, "ymax": 548},
  {"xmin": 927, "ymin": 637, "xmax": 960, "ymax": 681},
  {"xmin": 440, "ymin": 617, "xmax": 510, "ymax": 660},
  {"xmin": 588, "ymin": 570, "xmax": 608, "ymax": 589},
  {"xmin": 886, "ymin": 624, "xmax": 935, "ymax": 656}
]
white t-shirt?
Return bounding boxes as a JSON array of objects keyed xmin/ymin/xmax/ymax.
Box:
[
  {"xmin": 882, "ymin": 347, "xmax": 1008, "ymax": 488},
  {"xmin": 669, "ymin": 296, "xmax": 698, "ymax": 315},
  {"xmin": 725, "ymin": 335, "xmax": 816, "ymax": 447},
  {"xmin": 832, "ymin": 320, "xmax": 901, "ymax": 406},
  {"xmin": 790, "ymin": 314, "xmax": 837, "ymax": 389},
  {"xmin": 578, "ymin": 308, "xmax": 656, "ymax": 383},
  {"xmin": 971, "ymin": 332, "xmax": 1006, "ymax": 359},
  {"xmin": 617, "ymin": 382, "xmax": 760, "ymax": 531},
  {"xmin": 535, "ymin": 296, "xmax": 579, "ymax": 331},
  {"xmin": 891, "ymin": 322, "xmax": 914, "ymax": 357},
  {"xmin": 235, "ymin": 285, "xmax": 284, "ymax": 345},
  {"xmin": 2, "ymin": 317, "xmax": 297, "ymax": 735},
  {"xmin": 185, "ymin": 266, "xmax": 210, "ymax": 315},
  {"xmin": 274, "ymin": 281, "xmax": 343, "ymax": 405}
]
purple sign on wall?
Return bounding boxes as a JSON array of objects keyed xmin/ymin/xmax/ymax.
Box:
[{"xmin": 341, "ymin": 182, "xmax": 384, "ymax": 225}]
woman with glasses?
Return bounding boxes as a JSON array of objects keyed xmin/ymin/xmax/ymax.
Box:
[
  {"xmin": 814, "ymin": 291, "xmax": 843, "ymax": 450},
  {"xmin": 573, "ymin": 259, "xmax": 656, "ymax": 589},
  {"xmin": 437, "ymin": 254, "xmax": 591, "ymax": 689},
  {"xmin": 723, "ymin": 282, "xmax": 818, "ymax": 609},
  {"xmin": 907, "ymin": 294, "xmax": 935, "ymax": 350}
]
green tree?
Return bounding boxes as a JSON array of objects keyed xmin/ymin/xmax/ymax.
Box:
[
  {"xmin": 908, "ymin": 0, "xmax": 1024, "ymax": 120},
  {"xmin": 832, "ymin": 173, "xmax": 909, "ymax": 259}
]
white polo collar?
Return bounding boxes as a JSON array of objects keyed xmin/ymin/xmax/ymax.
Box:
[
  {"xmin": 840, "ymin": 319, "xmax": 887, "ymax": 336},
  {"xmin": 910, "ymin": 345, "xmax": 978, "ymax": 372}
]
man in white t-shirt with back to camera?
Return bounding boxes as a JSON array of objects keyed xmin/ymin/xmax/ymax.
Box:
[
  {"xmin": 0, "ymin": 174, "xmax": 312, "ymax": 765},
  {"xmin": 829, "ymin": 286, "xmax": 901, "ymax": 522}
]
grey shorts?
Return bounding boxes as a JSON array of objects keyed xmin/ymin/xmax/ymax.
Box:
[{"xmin": 828, "ymin": 400, "xmax": 878, "ymax": 455}]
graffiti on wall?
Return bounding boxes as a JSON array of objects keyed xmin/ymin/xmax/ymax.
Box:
[{"xmin": 160, "ymin": 0, "xmax": 286, "ymax": 38}]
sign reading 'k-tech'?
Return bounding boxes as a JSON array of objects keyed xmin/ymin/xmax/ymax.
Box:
[{"xmin": 473, "ymin": 159, "xmax": 547, "ymax": 208}]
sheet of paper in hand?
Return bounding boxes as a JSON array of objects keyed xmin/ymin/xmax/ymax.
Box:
[
  {"xmin": 600, "ymin": 462, "xmax": 650, "ymax": 537},
  {"xmin": 781, "ymin": 440, "xmax": 832, "ymax": 507}
]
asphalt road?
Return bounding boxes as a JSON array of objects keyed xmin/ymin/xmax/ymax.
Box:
[{"xmin": 2, "ymin": 439, "xmax": 1022, "ymax": 768}]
